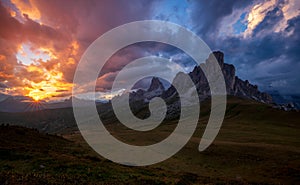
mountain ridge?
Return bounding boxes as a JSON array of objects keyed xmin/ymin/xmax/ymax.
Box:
[
  {"xmin": 130, "ymin": 51, "xmax": 273, "ymax": 105},
  {"xmin": 2, "ymin": 51, "xmax": 299, "ymax": 112}
]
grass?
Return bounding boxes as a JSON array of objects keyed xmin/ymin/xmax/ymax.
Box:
[{"xmin": 0, "ymin": 96, "xmax": 299, "ymax": 184}]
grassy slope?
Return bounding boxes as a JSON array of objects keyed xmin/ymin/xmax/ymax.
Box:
[{"xmin": 0, "ymin": 96, "xmax": 299, "ymax": 184}]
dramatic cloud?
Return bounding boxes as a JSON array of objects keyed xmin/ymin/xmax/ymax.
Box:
[
  {"xmin": 184, "ymin": 0, "xmax": 300, "ymax": 94},
  {"xmin": 0, "ymin": 0, "xmax": 299, "ymax": 102},
  {"xmin": 0, "ymin": 0, "xmax": 157, "ymax": 101}
]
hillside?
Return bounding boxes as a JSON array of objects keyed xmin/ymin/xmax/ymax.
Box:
[
  {"xmin": 0, "ymin": 97, "xmax": 299, "ymax": 184},
  {"xmin": 0, "ymin": 125, "xmax": 180, "ymax": 184}
]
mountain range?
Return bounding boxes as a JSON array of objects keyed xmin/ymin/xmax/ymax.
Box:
[
  {"xmin": 129, "ymin": 51, "xmax": 273, "ymax": 104},
  {"xmin": 0, "ymin": 51, "xmax": 299, "ymax": 112}
]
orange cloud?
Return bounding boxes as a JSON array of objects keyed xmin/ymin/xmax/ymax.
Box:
[
  {"xmin": 0, "ymin": 1, "xmax": 80, "ymax": 101},
  {"xmin": 0, "ymin": 71, "xmax": 14, "ymax": 80},
  {"xmin": 0, "ymin": 55, "xmax": 6, "ymax": 61},
  {"xmin": 23, "ymin": 70, "xmax": 73, "ymax": 101},
  {"xmin": 11, "ymin": 0, "xmax": 41, "ymax": 21},
  {"xmin": 3, "ymin": 62, "xmax": 73, "ymax": 101},
  {"xmin": 0, "ymin": 0, "xmax": 154, "ymax": 101}
]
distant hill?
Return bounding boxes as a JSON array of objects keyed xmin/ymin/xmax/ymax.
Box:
[
  {"xmin": 267, "ymin": 90, "xmax": 300, "ymax": 110},
  {"xmin": 1, "ymin": 95, "xmax": 299, "ymax": 134},
  {"xmin": 0, "ymin": 96, "xmax": 99, "ymax": 113}
]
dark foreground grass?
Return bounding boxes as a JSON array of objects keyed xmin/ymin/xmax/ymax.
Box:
[{"xmin": 0, "ymin": 97, "xmax": 299, "ymax": 184}]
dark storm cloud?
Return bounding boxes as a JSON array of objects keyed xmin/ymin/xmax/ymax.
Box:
[
  {"xmin": 189, "ymin": 0, "xmax": 252, "ymax": 38},
  {"xmin": 184, "ymin": 0, "xmax": 300, "ymax": 94},
  {"xmin": 285, "ymin": 16, "xmax": 300, "ymax": 60},
  {"xmin": 218, "ymin": 13, "xmax": 300, "ymax": 93}
]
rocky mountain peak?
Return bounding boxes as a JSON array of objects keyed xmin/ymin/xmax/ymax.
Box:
[
  {"xmin": 147, "ymin": 77, "xmax": 165, "ymax": 92},
  {"xmin": 208, "ymin": 51, "xmax": 224, "ymax": 68},
  {"xmin": 143, "ymin": 51, "xmax": 273, "ymax": 104}
]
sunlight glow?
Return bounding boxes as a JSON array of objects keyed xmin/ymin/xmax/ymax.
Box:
[
  {"xmin": 10, "ymin": 41, "xmax": 75, "ymax": 101},
  {"xmin": 24, "ymin": 70, "xmax": 73, "ymax": 101},
  {"xmin": 16, "ymin": 43, "xmax": 55, "ymax": 65},
  {"xmin": 11, "ymin": 0, "xmax": 41, "ymax": 21}
]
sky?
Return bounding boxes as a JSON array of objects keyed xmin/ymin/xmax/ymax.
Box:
[{"xmin": 0, "ymin": 0, "xmax": 299, "ymax": 102}]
